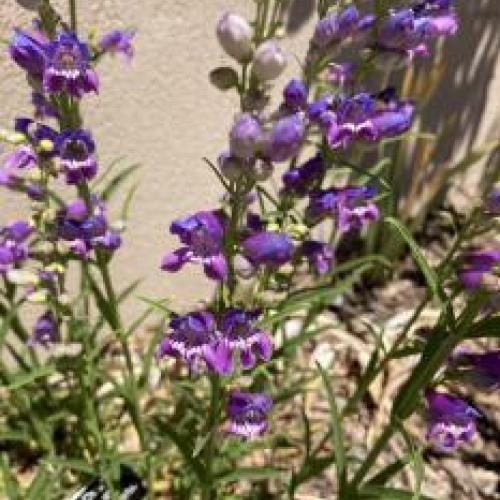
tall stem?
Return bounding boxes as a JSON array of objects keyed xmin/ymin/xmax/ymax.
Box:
[{"xmin": 69, "ymin": 0, "xmax": 77, "ymax": 32}]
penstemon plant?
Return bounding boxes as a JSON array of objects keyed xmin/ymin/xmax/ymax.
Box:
[{"xmin": 1, "ymin": 0, "xmax": 500, "ymax": 498}]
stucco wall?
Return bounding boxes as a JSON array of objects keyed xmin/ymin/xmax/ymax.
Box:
[{"xmin": 1, "ymin": 0, "xmax": 499, "ymax": 312}]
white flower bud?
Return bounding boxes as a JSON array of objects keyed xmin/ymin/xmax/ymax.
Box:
[
  {"xmin": 216, "ymin": 12, "xmax": 253, "ymax": 62},
  {"xmin": 6, "ymin": 269, "xmax": 40, "ymax": 286},
  {"xmin": 251, "ymin": 40, "xmax": 287, "ymax": 81},
  {"xmin": 234, "ymin": 254, "xmax": 256, "ymax": 279}
]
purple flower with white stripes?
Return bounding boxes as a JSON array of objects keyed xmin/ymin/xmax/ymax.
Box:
[
  {"xmin": 161, "ymin": 211, "xmax": 227, "ymax": 281},
  {"xmin": 226, "ymin": 390, "xmax": 273, "ymax": 438}
]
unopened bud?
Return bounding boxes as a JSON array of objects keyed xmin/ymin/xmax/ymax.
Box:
[
  {"xmin": 27, "ymin": 290, "xmax": 48, "ymax": 303},
  {"xmin": 251, "ymin": 40, "xmax": 287, "ymax": 81},
  {"xmin": 7, "ymin": 132, "xmax": 27, "ymax": 144},
  {"xmin": 45, "ymin": 263, "xmax": 65, "ymax": 275},
  {"xmin": 234, "ymin": 254, "xmax": 256, "ymax": 279},
  {"xmin": 216, "ymin": 12, "xmax": 253, "ymax": 62},
  {"xmin": 251, "ymin": 159, "xmax": 274, "ymax": 182},
  {"xmin": 6, "ymin": 269, "xmax": 40, "ymax": 286},
  {"xmin": 38, "ymin": 139, "xmax": 54, "ymax": 152}
]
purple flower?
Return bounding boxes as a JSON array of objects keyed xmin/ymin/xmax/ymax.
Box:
[
  {"xmin": 9, "ymin": 27, "xmax": 48, "ymax": 78},
  {"xmin": 241, "ymin": 231, "xmax": 293, "ymax": 267},
  {"xmin": 99, "ymin": 29, "xmax": 135, "ymax": 61},
  {"xmin": 301, "ymin": 240, "xmax": 334, "ymax": 275},
  {"xmin": 57, "ymin": 198, "xmax": 120, "ymax": 258},
  {"xmin": 425, "ymin": 389, "xmax": 478, "ymax": 451},
  {"xmin": 227, "ymin": 390, "xmax": 272, "ymax": 438},
  {"xmin": 28, "ymin": 311, "xmax": 60, "ymax": 346},
  {"xmin": 229, "ymin": 114, "xmax": 262, "ymax": 160},
  {"xmin": 313, "ymin": 6, "xmax": 361, "ymax": 48},
  {"xmin": 307, "ymin": 186, "xmax": 379, "ymax": 233},
  {"xmin": 43, "ymin": 32, "xmax": 98, "ymax": 97},
  {"xmin": 161, "ymin": 211, "xmax": 227, "ymax": 281},
  {"xmin": 307, "ymin": 95, "xmax": 334, "ymax": 124},
  {"xmin": 56, "ymin": 129, "xmax": 98, "ymax": 184},
  {"xmin": 156, "ymin": 311, "xmax": 218, "ymax": 372},
  {"xmin": 458, "ymin": 250, "xmax": 500, "ymax": 289},
  {"xmin": 283, "ymin": 79, "xmax": 308, "ymax": 110},
  {"xmin": 0, "ymin": 220, "xmax": 32, "ymax": 273},
  {"xmin": 3, "ymin": 145, "xmax": 36, "ymax": 170},
  {"xmin": 32, "ymin": 92, "xmax": 59, "ymax": 120},
  {"xmin": 484, "ymin": 189, "xmax": 500, "ymax": 215},
  {"xmin": 209, "ymin": 309, "xmax": 273, "ymax": 374},
  {"xmin": 282, "ymin": 153, "xmax": 325, "ymax": 197},
  {"xmin": 263, "ymin": 114, "xmax": 305, "ymax": 162},
  {"xmin": 452, "ymin": 350, "xmax": 500, "ymax": 389},
  {"xmin": 378, "ymin": 1, "xmax": 457, "ymax": 57},
  {"xmin": 328, "ymin": 62, "xmax": 355, "ymax": 86}
]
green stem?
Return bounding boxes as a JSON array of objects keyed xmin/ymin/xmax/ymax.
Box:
[{"xmin": 69, "ymin": 0, "xmax": 77, "ymax": 32}]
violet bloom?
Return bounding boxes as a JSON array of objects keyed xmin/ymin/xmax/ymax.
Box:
[
  {"xmin": 313, "ymin": 5, "xmax": 361, "ymax": 48},
  {"xmin": 283, "ymin": 79, "xmax": 308, "ymax": 110},
  {"xmin": 241, "ymin": 231, "xmax": 293, "ymax": 267},
  {"xmin": 378, "ymin": 1, "xmax": 458, "ymax": 58},
  {"xmin": 28, "ymin": 311, "xmax": 60, "ymax": 346},
  {"xmin": 425, "ymin": 389, "xmax": 479, "ymax": 452},
  {"xmin": 57, "ymin": 198, "xmax": 121, "ymax": 258},
  {"xmin": 226, "ymin": 390, "xmax": 272, "ymax": 438},
  {"xmin": 263, "ymin": 114, "xmax": 305, "ymax": 163},
  {"xmin": 32, "ymin": 92, "xmax": 59, "ymax": 120},
  {"xmin": 3, "ymin": 145, "xmax": 36, "ymax": 170},
  {"xmin": 43, "ymin": 32, "xmax": 98, "ymax": 97},
  {"xmin": 458, "ymin": 250, "xmax": 500, "ymax": 289},
  {"xmin": 99, "ymin": 30, "xmax": 135, "ymax": 61},
  {"xmin": 209, "ymin": 309, "xmax": 273, "ymax": 374},
  {"xmin": 484, "ymin": 189, "xmax": 500, "ymax": 215},
  {"xmin": 56, "ymin": 129, "xmax": 98, "ymax": 184},
  {"xmin": 301, "ymin": 240, "xmax": 334, "ymax": 275},
  {"xmin": 307, "ymin": 186, "xmax": 379, "ymax": 233},
  {"xmin": 156, "ymin": 312, "xmax": 218, "ymax": 372},
  {"xmin": 161, "ymin": 211, "xmax": 227, "ymax": 281},
  {"xmin": 229, "ymin": 114, "xmax": 262, "ymax": 160},
  {"xmin": 0, "ymin": 220, "xmax": 32, "ymax": 273},
  {"xmin": 453, "ymin": 350, "xmax": 500, "ymax": 389},
  {"xmin": 282, "ymin": 153, "xmax": 325, "ymax": 197},
  {"xmin": 9, "ymin": 27, "xmax": 48, "ymax": 78},
  {"xmin": 328, "ymin": 62, "xmax": 355, "ymax": 86}
]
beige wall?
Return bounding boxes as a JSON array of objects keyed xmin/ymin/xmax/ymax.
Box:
[{"xmin": 1, "ymin": 0, "xmax": 499, "ymax": 312}]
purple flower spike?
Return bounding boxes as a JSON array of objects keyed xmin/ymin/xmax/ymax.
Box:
[
  {"xmin": 241, "ymin": 231, "xmax": 293, "ymax": 267},
  {"xmin": 425, "ymin": 389, "xmax": 478, "ymax": 452},
  {"xmin": 3, "ymin": 145, "xmax": 36, "ymax": 170},
  {"xmin": 9, "ymin": 27, "xmax": 48, "ymax": 78},
  {"xmin": 458, "ymin": 250, "xmax": 500, "ymax": 289},
  {"xmin": 313, "ymin": 5, "xmax": 361, "ymax": 48},
  {"xmin": 282, "ymin": 153, "xmax": 325, "ymax": 197},
  {"xmin": 29, "ymin": 311, "xmax": 60, "ymax": 346},
  {"xmin": 99, "ymin": 29, "xmax": 135, "ymax": 61},
  {"xmin": 227, "ymin": 390, "xmax": 273, "ymax": 438},
  {"xmin": 263, "ymin": 114, "xmax": 305, "ymax": 163},
  {"xmin": 307, "ymin": 186, "xmax": 378, "ymax": 233},
  {"xmin": 230, "ymin": 114, "xmax": 262, "ymax": 160},
  {"xmin": 43, "ymin": 32, "xmax": 98, "ymax": 97},
  {"xmin": 301, "ymin": 240, "xmax": 334, "ymax": 275},
  {"xmin": 56, "ymin": 129, "xmax": 98, "ymax": 184},
  {"xmin": 212, "ymin": 309, "xmax": 273, "ymax": 374},
  {"xmin": 156, "ymin": 312, "xmax": 218, "ymax": 372},
  {"xmin": 283, "ymin": 79, "xmax": 308, "ymax": 110},
  {"xmin": 161, "ymin": 211, "xmax": 227, "ymax": 281}
]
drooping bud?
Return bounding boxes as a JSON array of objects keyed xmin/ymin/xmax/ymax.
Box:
[
  {"xmin": 216, "ymin": 12, "xmax": 253, "ymax": 62},
  {"xmin": 229, "ymin": 113, "xmax": 262, "ymax": 159},
  {"xmin": 251, "ymin": 40, "xmax": 287, "ymax": 81}
]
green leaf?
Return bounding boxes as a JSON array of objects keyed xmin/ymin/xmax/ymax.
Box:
[
  {"xmin": 385, "ymin": 217, "xmax": 443, "ymax": 302},
  {"xmin": 273, "ymin": 326, "xmax": 331, "ymax": 358},
  {"xmin": 209, "ymin": 67, "xmax": 239, "ymax": 91},
  {"xmin": 366, "ymin": 460, "xmax": 408, "ymax": 486},
  {"xmin": 358, "ymin": 486, "xmax": 435, "ymax": 500},
  {"xmin": 214, "ymin": 466, "xmax": 283, "ymax": 484},
  {"xmin": 26, "ymin": 466, "xmax": 52, "ymax": 499},
  {"xmin": 466, "ymin": 315, "xmax": 500, "ymax": 339},
  {"xmin": 317, "ymin": 363, "xmax": 346, "ymax": 488},
  {"xmin": 138, "ymin": 296, "xmax": 172, "ymax": 316},
  {"xmin": 0, "ymin": 454, "xmax": 21, "ymax": 499},
  {"xmin": 100, "ymin": 164, "xmax": 141, "ymax": 201},
  {"xmin": 7, "ymin": 365, "xmax": 56, "ymax": 391},
  {"xmin": 44, "ymin": 457, "xmax": 95, "ymax": 475},
  {"xmin": 121, "ymin": 181, "xmax": 140, "ymax": 221}
]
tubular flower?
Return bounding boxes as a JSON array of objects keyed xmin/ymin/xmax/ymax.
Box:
[
  {"xmin": 241, "ymin": 231, "xmax": 293, "ymax": 267},
  {"xmin": 457, "ymin": 250, "xmax": 500, "ymax": 289},
  {"xmin": 0, "ymin": 220, "xmax": 32, "ymax": 274},
  {"xmin": 283, "ymin": 79, "xmax": 308, "ymax": 111},
  {"xmin": 425, "ymin": 389, "xmax": 478, "ymax": 452},
  {"xmin": 229, "ymin": 113, "xmax": 262, "ymax": 160},
  {"xmin": 56, "ymin": 198, "xmax": 121, "ymax": 258},
  {"xmin": 301, "ymin": 240, "xmax": 334, "ymax": 275},
  {"xmin": 43, "ymin": 32, "xmax": 98, "ymax": 97},
  {"xmin": 99, "ymin": 30, "xmax": 135, "ymax": 61},
  {"xmin": 251, "ymin": 40, "xmax": 287, "ymax": 81},
  {"xmin": 216, "ymin": 12, "xmax": 253, "ymax": 62},
  {"xmin": 156, "ymin": 312, "xmax": 220, "ymax": 372},
  {"xmin": 161, "ymin": 211, "xmax": 227, "ymax": 281},
  {"xmin": 282, "ymin": 153, "xmax": 325, "ymax": 197},
  {"xmin": 209, "ymin": 309, "xmax": 273, "ymax": 374},
  {"xmin": 9, "ymin": 27, "xmax": 48, "ymax": 78},
  {"xmin": 262, "ymin": 113, "xmax": 306, "ymax": 163},
  {"xmin": 56, "ymin": 129, "xmax": 98, "ymax": 184},
  {"xmin": 226, "ymin": 390, "xmax": 273, "ymax": 438},
  {"xmin": 313, "ymin": 5, "xmax": 362, "ymax": 48},
  {"xmin": 28, "ymin": 311, "xmax": 60, "ymax": 346},
  {"xmin": 307, "ymin": 186, "xmax": 379, "ymax": 233},
  {"xmin": 3, "ymin": 145, "xmax": 37, "ymax": 171}
]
